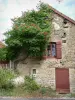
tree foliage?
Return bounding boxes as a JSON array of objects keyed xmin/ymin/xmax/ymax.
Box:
[
  {"xmin": 0, "ymin": 48, "xmax": 7, "ymax": 61},
  {"xmin": 5, "ymin": 2, "xmax": 52, "ymax": 60}
]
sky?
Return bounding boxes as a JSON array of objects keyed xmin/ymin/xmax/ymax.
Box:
[{"xmin": 0, "ymin": 0, "xmax": 75, "ymax": 41}]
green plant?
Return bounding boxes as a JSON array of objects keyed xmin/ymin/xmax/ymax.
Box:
[
  {"xmin": 4, "ymin": 2, "xmax": 52, "ymax": 60},
  {"xmin": 39, "ymin": 86, "xmax": 56, "ymax": 96},
  {"xmin": 24, "ymin": 76, "xmax": 39, "ymax": 92},
  {"xmin": 0, "ymin": 47, "xmax": 8, "ymax": 61},
  {"xmin": 0, "ymin": 69, "xmax": 15, "ymax": 89},
  {"xmin": 40, "ymin": 87, "xmax": 47, "ymax": 95}
]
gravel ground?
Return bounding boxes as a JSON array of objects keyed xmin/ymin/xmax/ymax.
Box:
[{"xmin": 0, "ymin": 97, "xmax": 75, "ymax": 100}]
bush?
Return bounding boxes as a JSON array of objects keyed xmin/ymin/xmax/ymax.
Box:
[
  {"xmin": 39, "ymin": 87, "xmax": 47, "ymax": 94},
  {"xmin": 39, "ymin": 86, "xmax": 56, "ymax": 96},
  {"xmin": 24, "ymin": 76, "xmax": 39, "ymax": 92},
  {"xmin": 0, "ymin": 69, "xmax": 15, "ymax": 89}
]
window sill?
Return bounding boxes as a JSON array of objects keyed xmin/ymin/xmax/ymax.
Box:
[{"xmin": 43, "ymin": 56, "xmax": 57, "ymax": 60}]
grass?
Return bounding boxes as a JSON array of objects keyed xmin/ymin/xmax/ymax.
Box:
[
  {"xmin": 0, "ymin": 86, "xmax": 75, "ymax": 98},
  {"xmin": 68, "ymin": 93, "xmax": 75, "ymax": 97},
  {"xmin": 0, "ymin": 70, "xmax": 75, "ymax": 98},
  {"xmin": 0, "ymin": 86, "xmax": 27, "ymax": 97},
  {"xmin": 0, "ymin": 85, "xmax": 56, "ymax": 97}
]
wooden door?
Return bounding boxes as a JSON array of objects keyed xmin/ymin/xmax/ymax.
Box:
[{"xmin": 56, "ymin": 68, "xmax": 70, "ymax": 93}]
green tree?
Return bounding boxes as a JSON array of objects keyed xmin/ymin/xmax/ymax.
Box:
[
  {"xmin": 5, "ymin": 2, "xmax": 52, "ymax": 60},
  {"xmin": 0, "ymin": 47, "xmax": 8, "ymax": 61}
]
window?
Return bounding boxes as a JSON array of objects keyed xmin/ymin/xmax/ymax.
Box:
[
  {"xmin": 63, "ymin": 19, "xmax": 68, "ymax": 28},
  {"xmin": 33, "ymin": 69, "xmax": 36, "ymax": 74},
  {"xmin": 47, "ymin": 42, "xmax": 56, "ymax": 57},
  {"xmin": 62, "ymin": 33, "xmax": 66, "ymax": 38},
  {"xmin": 63, "ymin": 19, "xmax": 67, "ymax": 24},
  {"xmin": 46, "ymin": 41, "xmax": 62, "ymax": 59},
  {"xmin": 64, "ymin": 33, "xmax": 66, "ymax": 37},
  {"xmin": 62, "ymin": 40, "xmax": 66, "ymax": 43}
]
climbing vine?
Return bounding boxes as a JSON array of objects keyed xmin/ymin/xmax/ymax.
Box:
[
  {"xmin": 5, "ymin": 2, "xmax": 53, "ymax": 60},
  {"xmin": 0, "ymin": 48, "xmax": 7, "ymax": 61}
]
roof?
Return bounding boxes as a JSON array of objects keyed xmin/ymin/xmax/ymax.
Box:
[
  {"xmin": 49, "ymin": 5, "xmax": 75, "ymax": 25},
  {"xmin": 0, "ymin": 41, "xmax": 6, "ymax": 48}
]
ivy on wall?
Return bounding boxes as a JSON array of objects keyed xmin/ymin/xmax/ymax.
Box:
[
  {"xmin": 5, "ymin": 2, "xmax": 53, "ymax": 60},
  {"xmin": 0, "ymin": 48, "xmax": 7, "ymax": 61}
]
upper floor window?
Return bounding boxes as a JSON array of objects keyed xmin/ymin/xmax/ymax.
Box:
[
  {"xmin": 62, "ymin": 33, "xmax": 66, "ymax": 38},
  {"xmin": 63, "ymin": 19, "xmax": 67, "ymax": 24},
  {"xmin": 47, "ymin": 42, "xmax": 62, "ymax": 59},
  {"xmin": 63, "ymin": 19, "xmax": 68, "ymax": 28},
  {"xmin": 47, "ymin": 42, "xmax": 56, "ymax": 57}
]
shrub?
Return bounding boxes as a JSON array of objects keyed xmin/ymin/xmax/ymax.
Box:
[
  {"xmin": 39, "ymin": 87, "xmax": 47, "ymax": 94},
  {"xmin": 24, "ymin": 76, "xmax": 39, "ymax": 92},
  {"xmin": 0, "ymin": 69, "xmax": 15, "ymax": 89},
  {"xmin": 39, "ymin": 86, "xmax": 56, "ymax": 96}
]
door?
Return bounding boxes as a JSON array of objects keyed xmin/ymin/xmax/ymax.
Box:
[{"xmin": 56, "ymin": 68, "xmax": 70, "ymax": 93}]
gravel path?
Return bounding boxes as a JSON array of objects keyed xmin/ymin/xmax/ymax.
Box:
[{"xmin": 0, "ymin": 97, "xmax": 75, "ymax": 100}]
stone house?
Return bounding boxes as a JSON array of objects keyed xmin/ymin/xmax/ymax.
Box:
[{"xmin": 16, "ymin": 6, "xmax": 75, "ymax": 93}]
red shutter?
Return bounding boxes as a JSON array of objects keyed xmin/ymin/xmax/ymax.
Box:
[{"xmin": 56, "ymin": 41, "xmax": 62, "ymax": 59}]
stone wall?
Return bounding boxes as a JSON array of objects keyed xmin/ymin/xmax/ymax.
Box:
[
  {"xmin": 17, "ymin": 58, "xmax": 56, "ymax": 89},
  {"xmin": 16, "ymin": 13, "xmax": 75, "ymax": 93},
  {"xmin": 69, "ymin": 68, "xmax": 75, "ymax": 93}
]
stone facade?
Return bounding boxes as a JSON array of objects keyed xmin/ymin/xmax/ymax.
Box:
[{"xmin": 16, "ymin": 12, "xmax": 75, "ymax": 93}]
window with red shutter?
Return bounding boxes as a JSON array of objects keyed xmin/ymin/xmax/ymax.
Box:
[
  {"xmin": 56, "ymin": 41, "xmax": 62, "ymax": 59},
  {"xmin": 46, "ymin": 41, "xmax": 62, "ymax": 59},
  {"xmin": 47, "ymin": 42, "xmax": 56, "ymax": 57}
]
